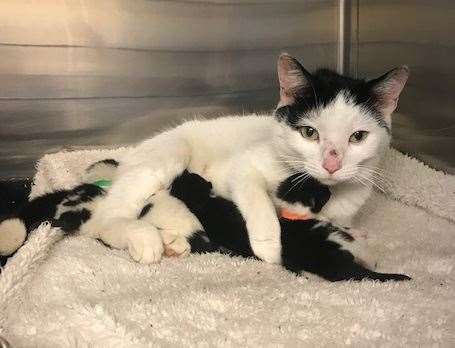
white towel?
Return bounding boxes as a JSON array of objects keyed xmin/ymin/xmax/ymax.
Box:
[{"xmin": 1, "ymin": 144, "xmax": 454, "ymax": 347}]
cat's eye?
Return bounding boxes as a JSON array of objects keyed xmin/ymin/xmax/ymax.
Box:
[
  {"xmin": 300, "ymin": 126, "xmax": 319, "ymax": 141},
  {"xmin": 349, "ymin": 130, "xmax": 369, "ymax": 143}
]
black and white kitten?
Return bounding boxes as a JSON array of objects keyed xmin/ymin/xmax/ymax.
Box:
[{"xmin": 170, "ymin": 171, "xmax": 410, "ymax": 282}]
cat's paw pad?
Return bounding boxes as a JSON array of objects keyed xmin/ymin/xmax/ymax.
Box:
[
  {"xmin": 162, "ymin": 233, "xmax": 191, "ymax": 258},
  {"xmin": 127, "ymin": 226, "xmax": 164, "ymax": 264}
]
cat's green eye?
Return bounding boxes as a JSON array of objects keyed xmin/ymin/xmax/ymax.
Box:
[
  {"xmin": 300, "ymin": 126, "xmax": 319, "ymax": 141},
  {"xmin": 349, "ymin": 130, "xmax": 369, "ymax": 143}
]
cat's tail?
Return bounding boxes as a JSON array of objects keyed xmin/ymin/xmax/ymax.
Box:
[{"xmin": 0, "ymin": 218, "xmax": 27, "ymax": 256}]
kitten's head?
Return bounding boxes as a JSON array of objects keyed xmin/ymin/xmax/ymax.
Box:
[{"xmin": 274, "ymin": 53, "xmax": 409, "ymax": 186}]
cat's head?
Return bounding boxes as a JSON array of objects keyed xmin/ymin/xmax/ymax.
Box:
[{"xmin": 274, "ymin": 53, "xmax": 409, "ymax": 186}]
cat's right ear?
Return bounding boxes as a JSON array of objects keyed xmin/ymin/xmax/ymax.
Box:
[
  {"xmin": 369, "ymin": 66, "xmax": 410, "ymax": 123},
  {"xmin": 277, "ymin": 53, "xmax": 312, "ymax": 107}
]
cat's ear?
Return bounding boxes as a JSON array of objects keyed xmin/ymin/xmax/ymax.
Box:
[
  {"xmin": 277, "ymin": 53, "xmax": 312, "ymax": 107},
  {"xmin": 370, "ymin": 66, "xmax": 410, "ymax": 122}
]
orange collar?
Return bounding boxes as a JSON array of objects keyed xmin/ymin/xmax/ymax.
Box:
[{"xmin": 280, "ymin": 208, "xmax": 311, "ymax": 221}]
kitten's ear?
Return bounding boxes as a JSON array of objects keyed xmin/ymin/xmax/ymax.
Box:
[
  {"xmin": 277, "ymin": 53, "xmax": 312, "ymax": 107},
  {"xmin": 370, "ymin": 66, "xmax": 410, "ymax": 122}
]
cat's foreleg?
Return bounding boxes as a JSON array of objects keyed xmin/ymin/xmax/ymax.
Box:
[
  {"xmin": 231, "ymin": 172, "xmax": 282, "ymax": 264},
  {"xmin": 143, "ymin": 190, "xmax": 200, "ymax": 258},
  {"xmin": 82, "ymin": 133, "xmax": 191, "ymax": 263}
]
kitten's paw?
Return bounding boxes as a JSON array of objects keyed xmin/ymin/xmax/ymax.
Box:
[
  {"xmin": 250, "ymin": 239, "xmax": 282, "ymax": 264},
  {"xmin": 348, "ymin": 228, "xmax": 368, "ymax": 240},
  {"xmin": 126, "ymin": 225, "xmax": 164, "ymax": 264},
  {"xmin": 329, "ymin": 227, "xmax": 377, "ymax": 270},
  {"xmin": 163, "ymin": 235, "xmax": 191, "ymax": 258}
]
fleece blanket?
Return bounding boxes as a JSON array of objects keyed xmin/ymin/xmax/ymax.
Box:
[{"xmin": 1, "ymin": 145, "xmax": 455, "ymax": 347}]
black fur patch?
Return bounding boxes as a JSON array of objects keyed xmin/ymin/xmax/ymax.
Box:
[
  {"xmin": 61, "ymin": 184, "xmax": 105, "ymax": 207},
  {"xmin": 171, "ymin": 171, "xmax": 253, "ymax": 258},
  {"xmin": 336, "ymin": 230, "xmax": 355, "ymax": 242},
  {"xmin": 18, "ymin": 190, "xmax": 69, "ymax": 232},
  {"xmin": 275, "ymin": 68, "xmax": 389, "ymax": 131},
  {"xmin": 18, "ymin": 184, "xmax": 105, "ymax": 234},
  {"xmin": 170, "ymin": 171, "xmax": 213, "ymax": 211},
  {"xmin": 87, "ymin": 158, "xmax": 119, "ymax": 171},
  {"xmin": 276, "ymin": 173, "xmax": 330, "ymax": 213},
  {"xmin": 53, "ymin": 209, "xmax": 92, "ymax": 233},
  {"xmin": 188, "ymin": 230, "xmax": 218, "ymax": 254},
  {"xmin": 138, "ymin": 203, "xmax": 153, "ymax": 219}
]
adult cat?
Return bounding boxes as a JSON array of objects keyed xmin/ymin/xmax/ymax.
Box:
[{"xmin": 82, "ymin": 54, "xmax": 409, "ymax": 264}]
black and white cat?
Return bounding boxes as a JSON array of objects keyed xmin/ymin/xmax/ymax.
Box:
[
  {"xmin": 81, "ymin": 54, "xmax": 409, "ymax": 264},
  {"xmin": 0, "ymin": 160, "xmax": 410, "ymax": 282}
]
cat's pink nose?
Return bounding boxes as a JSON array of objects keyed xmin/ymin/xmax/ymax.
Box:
[{"xmin": 323, "ymin": 156, "xmax": 342, "ymax": 174}]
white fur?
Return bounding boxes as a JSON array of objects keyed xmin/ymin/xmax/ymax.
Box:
[
  {"xmin": 84, "ymin": 99, "xmax": 389, "ymax": 264},
  {"xmin": 81, "ymin": 116, "xmax": 280, "ymax": 263},
  {"xmin": 0, "ymin": 218, "xmax": 27, "ymax": 256},
  {"xmin": 144, "ymin": 191, "xmax": 201, "ymax": 257},
  {"xmin": 79, "ymin": 161, "xmax": 200, "ymax": 260}
]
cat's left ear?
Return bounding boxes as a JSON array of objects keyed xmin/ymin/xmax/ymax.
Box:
[
  {"xmin": 277, "ymin": 53, "xmax": 313, "ymax": 107},
  {"xmin": 370, "ymin": 66, "xmax": 410, "ymax": 123}
]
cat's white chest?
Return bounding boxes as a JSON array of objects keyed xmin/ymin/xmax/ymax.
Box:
[{"xmin": 317, "ymin": 183, "xmax": 372, "ymax": 227}]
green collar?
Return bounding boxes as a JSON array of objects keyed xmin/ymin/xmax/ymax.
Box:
[{"xmin": 93, "ymin": 179, "xmax": 112, "ymax": 189}]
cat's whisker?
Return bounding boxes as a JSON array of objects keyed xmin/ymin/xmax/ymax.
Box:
[
  {"xmin": 283, "ymin": 173, "xmax": 311, "ymax": 196},
  {"xmin": 357, "ymin": 164, "xmax": 392, "ymax": 181},
  {"xmin": 276, "ymin": 155, "xmax": 306, "ymax": 163},
  {"xmin": 357, "ymin": 167, "xmax": 393, "ymax": 189},
  {"xmin": 356, "ymin": 172, "xmax": 387, "ymax": 193},
  {"xmin": 350, "ymin": 176, "xmax": 369, "ymax": 190},
  {"xmin": 290, "ymin": 171, "xmax": 310, "ymax": 183}
]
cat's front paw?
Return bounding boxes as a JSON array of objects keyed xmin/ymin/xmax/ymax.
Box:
[
  {"xmin": 250, "ymin": 239, "xmax": 282, "ymax": 264},
  {"xmin": 126, "ymin": 223, "xmax": 164, "ymax": 264},
  {"xmin": 247, "ymin": 219, "xmax": 282, "ymax": 264},
  {"xmin": 161, "ymin": 232, "xmax": 191, "ymax": 258}
]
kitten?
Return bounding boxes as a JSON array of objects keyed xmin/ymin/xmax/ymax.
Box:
[{"xmin": 82, "ymin": 54, "xmax": 409, "ymax": 265}]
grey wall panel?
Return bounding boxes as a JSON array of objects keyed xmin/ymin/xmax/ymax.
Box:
[
  {"xmin": 6, "ymin": 0, "xmax": 453, "ymax": 180},
  {"xmin": 0, "ymin": 1, "xmax": 336, "ymax": 50},
  {"xmin": 0, "ymin": 91, "xmax": 274, "ymax": 178},
  {"xmin": 0, "ymin": 46, "xmax": 335, "ymax": 99},
  {"xmin": 354, "ymin": 0, "xmax": 455, "ymax": 173},
  {"xmin": 0, "ymin": 0, "xmax": 339, "ymax": 179}
]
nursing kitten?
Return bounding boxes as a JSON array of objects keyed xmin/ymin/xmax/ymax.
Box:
[
  {"xmin": 170, "ymin": 171, "xmax": 410, "ymax": 282},
  {"xmin": 82, "ymin": 53, "xmax": 409, "ymax": 265}
]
